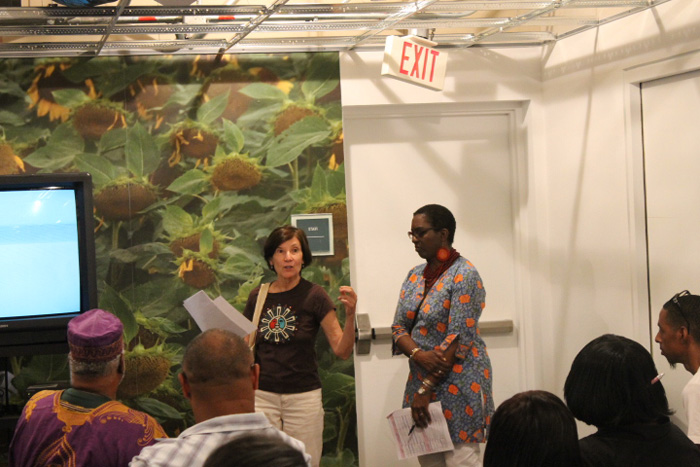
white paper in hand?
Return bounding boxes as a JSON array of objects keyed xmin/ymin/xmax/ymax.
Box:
[{"xmin": 183, "ymin": 290, "xmax": 256, "ymax": 338}]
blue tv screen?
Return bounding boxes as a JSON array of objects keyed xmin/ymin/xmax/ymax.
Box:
[
  {"xmin": 0, "ymin": 173, "xmax": 97, "ymax": 356},
  {"xmin": 0, "ymin": 189, "xmax": 82, "ymax": 319}
]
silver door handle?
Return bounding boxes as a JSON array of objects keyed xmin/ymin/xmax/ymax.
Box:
[{"xmin": 355, "ymin": 313, "xmax": 514, "ymax": 355}]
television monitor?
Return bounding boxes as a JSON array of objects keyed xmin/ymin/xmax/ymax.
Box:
[{"xmin": 0, "ymin": 173, "xmax": 97, "ymax": 357}]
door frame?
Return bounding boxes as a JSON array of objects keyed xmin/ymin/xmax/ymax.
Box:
[
  {"xmin": 343, "ymin": 100, "xmax": 545, "ymax": 465},
  {"xmin": 623, "ymin": 48, "xmax": 700, "ymax": 347}
]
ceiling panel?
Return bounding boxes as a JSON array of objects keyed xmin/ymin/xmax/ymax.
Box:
[{"xmin": 0, "ymin": 0, "xmax": 675, "ymax": 56}]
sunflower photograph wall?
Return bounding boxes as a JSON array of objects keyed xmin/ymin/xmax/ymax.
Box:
[{"xmin": 0, "ymin": 52, "xmax": 356, "ymax": 466}]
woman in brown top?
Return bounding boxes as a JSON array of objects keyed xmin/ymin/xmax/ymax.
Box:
[{"xmin": 244, "ymin": 225, "xmax": 356, "ymax": 467}]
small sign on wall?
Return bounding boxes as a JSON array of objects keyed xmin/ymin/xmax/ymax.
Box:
[
  {"xmin": 291, "ymin": 213, "xmax": 335, "ymax": 256},
  {"xmin": 381, "ymin": 35, "xmax": 448, "ymax": 91}
]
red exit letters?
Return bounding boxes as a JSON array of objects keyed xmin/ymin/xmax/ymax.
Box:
[{"xmin": 399, "ymin": 41, "xmax": 441, "ymax": 83}]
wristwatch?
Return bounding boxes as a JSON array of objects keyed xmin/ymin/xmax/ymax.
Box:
[
  {"xmin": 417, "ymin": 385, "xmax": 428, "ymax": 396},
  {"xmin": 409, "ymin": 347, "xmax": 421, "ymax": 359}
]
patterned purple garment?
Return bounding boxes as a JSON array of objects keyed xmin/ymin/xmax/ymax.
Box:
[
  {"xmin": 9, "ymin": 390, "xmax": 166, "ymax": 467},
  {"xmin": 392, "ymin": 256, "xmax": 494, "ymax": 444}
]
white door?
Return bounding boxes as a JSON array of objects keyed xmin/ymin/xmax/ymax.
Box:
[
  {"xmin": 642, "ymin": 68, "xmax": 700, "ymax": 430},
  {"xmin": 344, "ymin": 102, "xmax": 532, "ymax": 466}
]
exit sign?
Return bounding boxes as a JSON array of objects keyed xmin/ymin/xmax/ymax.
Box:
[{"xmin": 381, "ymin": 35, "xmax": 447, "ymax": 91}]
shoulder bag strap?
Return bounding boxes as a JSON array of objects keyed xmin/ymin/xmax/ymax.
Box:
[{"xmin": 249, "ymin": 282, "xmax": 270, "ymax": 354}]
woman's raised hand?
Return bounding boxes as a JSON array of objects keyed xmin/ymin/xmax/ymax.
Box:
[{"xmin": 338, "ymin": 286, "xmax": 357, "ymax": 317}]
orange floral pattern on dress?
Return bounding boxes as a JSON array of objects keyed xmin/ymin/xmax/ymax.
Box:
[
  {"xmin": 465, "ymin": 405, "xmax": 474, "ymax": 417},
  {"xmin": 466, "ymin": 318, "xmax": 476, "ymax": 327},
  {"xmin": 409, "ymin": 274, "xmax": 418, "ymax": 283},
  {"xmin": 448, "ymin": 384, "xmax": 459, "ymax": 395},
  {"xmin": 484, "ymin": 369, "xmax": 490, "ymax": 379},
  {"xmin": 459, "ymin": 431, "xmax": 468, "ymax": 441},
  {"xmin": 436, "ymin": 282, "xmax": 443, "ymax": 291},
  {"xmin": 460, "ymin": 294, "xmax": 471, "ymax": 304},
  {"xmin": 471, "ymin": 347, "xmax": 479, "ymax": 358},
  {"xmin": 436, "ymin": 322, "xmax": 447, "ymax": 332},
  {"xmin": 453, "ymin": 364, "xmax": 463, "ymax": 373},
  {"xmin": 471, "ymin": 382, "xmax": 481, "ymax": 393},
  {"xmin": 443, "ymin": 299, "xmax": 450, "ymax": 309},
  {"xmin": 406, "ymin": 311, "xmax": 415, "ymax": 320},
  {"xmin": 419, "ymin": 327, "xmax": 428, "ymax": 336},
  {"xmin": 454, "ymin": 274, "xmax": 463, "ymax": 283},
  {"xmin": 477, "ymin": 280, "xmax": 483, "ymax": 289},
  {"xmin": 444, "ymin": 409, "xmax": 453, "ymax": 420}
]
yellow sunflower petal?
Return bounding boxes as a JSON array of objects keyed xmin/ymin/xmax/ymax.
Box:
[
  {"xmin": 13, "ymin": 155, "xmax": 25, "ymax": 172},
  {"xmin": 276, "ymin": 80, "xmax": 294, "ymax": 95}
]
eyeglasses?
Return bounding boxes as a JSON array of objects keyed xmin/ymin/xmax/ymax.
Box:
[
  {"xmin": 671, "ymin": 290, "xmax": 692, "ymax": 331},
  {"xmin": 407, "ymin": 228, "xmax": 439, "ymax": 240}
]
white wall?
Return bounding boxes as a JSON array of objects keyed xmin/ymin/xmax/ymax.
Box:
[
  {"xmin": 342, "ymin": 0, "xmax": 700, "ymax": 461},
  {"xmin": 540, "ymin": 0, "xmax": 700, "ymax": 388}
]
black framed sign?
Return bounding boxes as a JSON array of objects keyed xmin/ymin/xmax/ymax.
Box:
[{"xmin": 291, "ymin": 213, "xmax": 334, "ymax": 256}]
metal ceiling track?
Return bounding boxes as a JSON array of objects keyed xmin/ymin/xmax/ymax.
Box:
[{"xmin": 0, "ymin": 0, "xmax": 675, "ymax": 57}]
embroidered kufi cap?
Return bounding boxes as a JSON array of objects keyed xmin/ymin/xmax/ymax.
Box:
[{"xmin": 68, "ymin": 309, "xmax": 124, "ymax": 362}]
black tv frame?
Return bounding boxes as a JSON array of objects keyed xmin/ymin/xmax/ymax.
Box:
[{"xmin": 0, "ymin": 172, "xmax": 98, "ymax": 357}]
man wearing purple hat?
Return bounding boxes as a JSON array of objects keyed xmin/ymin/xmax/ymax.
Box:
[{"xmin": 9, "ymin": 309, "xmax": 167, "ymax": 467}]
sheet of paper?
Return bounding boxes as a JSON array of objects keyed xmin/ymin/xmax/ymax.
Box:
[
  {"xmin": 386, "ymin": 401, "xmax": 455, "ymax": 460},
  {"xmin": 183, "ymin": 290, "xmax": 256, "ymax": 337}
]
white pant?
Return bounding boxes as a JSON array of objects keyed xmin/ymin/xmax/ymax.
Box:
[
  {"xmin": 418, "ymin": 442, "xmax": 482, "ymax": 467},
  {"xmin": 255, "ymin": 388, "xmax": 324, "ymax": 467}
]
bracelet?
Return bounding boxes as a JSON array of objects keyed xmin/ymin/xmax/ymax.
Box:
[
  {"xmin": 422, "ymin": 378, "xmax": 435, "ymax": 389},
  {"xmin": 409, "ymin": 347, "xmax": 422, "ymax": 359}
]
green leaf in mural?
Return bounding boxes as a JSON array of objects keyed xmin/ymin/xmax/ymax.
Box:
[
  {"xmin": 166, "ymin": 169, "xmax": 210, "ymax": 195},
  {"xmin": 126, "ymin": 122, "xmax": 160, "ymax": 178},
  {"xmin": 99, "ymin": 127, "xmax": 126, "ymax": 153},
  {"xmin": 222, "ymin": 119, "xmax": 245, "ymax": 153},
  {"xmin": 162, "ymin": 205, "xmax": 194, "ymax": 237},
  {"xmin": 169, "ymin": 84, "xmax": 202, "ymax": 106},
  {"xmin": 136, "ymin": 397, "xmax": 184, "ymax": 421},
  {"xmin": 62, "ymin": 57, "xmax": 124, "ymax": 84},
  {"xmin": 0, "ymin": 78, "xmax": 28, "ymax": 99},
  {"xmin": 237, "ymin": 100, "xmax": 284, "ymax": 129},
  {"xmin": 74, "ymin": 153, "xmax": 116, "ymax": 187},
  {"xmin": 321, "ymin": 449, "xmax": 357, "ymax": 467},
  {"xmin": 310, "ymin": 164, "xmax": 329, "ymax": 201},
  {"xmin": 201, "ymin": 196, "xmax": 222, "ymax": 224},
  {"xmin": 99, "ymin": 285, "xmax": 139, "ymax": 344},
  {"xmin": 97, "ymin": 62, "xmax": 157, "ymax": 99},
  {"xmin": 266, "ymin": 116, "xmax": 331, "ymax": 167},
  {"xmin": 24, "ymin": 146, "xmax": 73, "ymax": 171},
  {"xmin": 25, "ymin": 122, "xmax": 84, "ymax": 170},
  {"xmin": 327, "ymin": 164, "xmax": 345, "ymax": 197},
  {"xmin": 302, "ymin": 56, "xmax": 339, "ymax": 103},
  {"xmin": 239, "ymin": 83, "xmax": 287, "ymax": 101},
  {"xmin": 199, "ymin": 228, "xmax": 214, "ymax": 254},
  {"xmin": 196, "ymin": 90, "xmax": 229, "ymax": 126},
  {"xmin": 51, "ymin": 89, "xmax": 91, "ymax": 108},
  {"xmin": 0, "ymin": 110, "xmax": 26, "ymax": 126}
]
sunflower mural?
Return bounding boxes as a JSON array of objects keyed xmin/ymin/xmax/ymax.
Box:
[{"xmin": 0, "ymin": 53, "xmax": 356, "ymax": 466}]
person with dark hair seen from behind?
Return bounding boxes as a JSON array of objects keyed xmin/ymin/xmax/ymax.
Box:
[
  {"xmin": 565, "ymin": 334, "xmax": 700, "ymax": 467},
  {"xmin": 483, "ymin": 390, "xmax": 582, "ymax": 467},
  {"xmin": 203, "ymin": 432, "xmax": 307, "ymax": 467},
  {"xmin": 655, "ymin": 290, "xmax": 700, "ymax": 446},
  {"xmin": 243, "ymin": 225, "xmax": 357, "ymax": 467},
  {"xmin": 9, "ymin": 309, "xmax": 166, "ymax": 467},
  {"xmin": 392, "ymin": 204, "xmax": 494, "ymax": 467},
  {"xmin": 130, "ymin": 329, "xmax": 310, "ymax": 467}
]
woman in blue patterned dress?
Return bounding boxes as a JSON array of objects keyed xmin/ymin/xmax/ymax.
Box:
[{"xmin": 392, "ymin": 204, "xmax": 494, "ymax": 467}]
